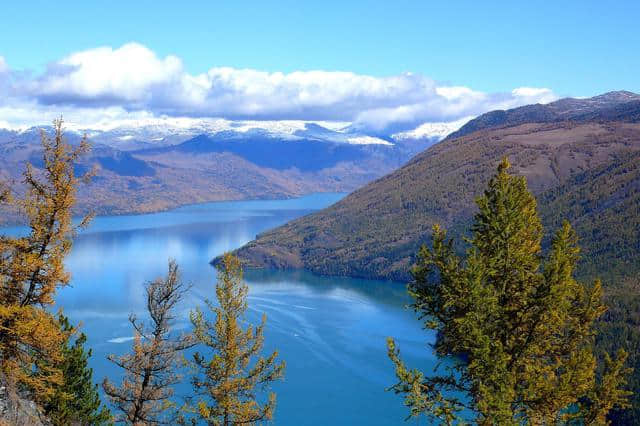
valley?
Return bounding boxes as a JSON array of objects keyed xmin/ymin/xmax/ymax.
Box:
[
  {"xmin": 227, "ymin": 91, "xmax": 640, "ymax": 423},
  {"xmin": 0, "ymin": 120, "xmax": 450, "ymax": 223}
]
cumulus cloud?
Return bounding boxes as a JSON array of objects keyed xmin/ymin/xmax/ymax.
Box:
[
  {"xmin": 32, "ymin": 44, "xmax": 184, "ymax": 106},
  {"xmin": 1, "ymin": 43, "xmax": 559, "ymax": 131}
]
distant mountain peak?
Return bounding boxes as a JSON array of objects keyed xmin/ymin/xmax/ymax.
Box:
[
  {"xmin": 448, "ymin": 90, "xmax": 640, "ymax": 139},
  {"xmin": 590, "ymin": 90, "xmax": 640, "ymax": 102}
]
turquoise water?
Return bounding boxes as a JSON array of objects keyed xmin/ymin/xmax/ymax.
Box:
[{"xmin": 4, "ymin": 193, "xmax": 437, "ymax": 425}]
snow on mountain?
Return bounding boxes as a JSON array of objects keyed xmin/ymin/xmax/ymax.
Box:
[
  {"xmin": 1, "ymin": 116, "xmax": 472, "ymax": 151},
  {"xmin": 391, "ymin": 116, "xmax": 474, "ymax": 141},
  {"xmin": 0, "ymin": 118, "xmax": 394, "ymax": 150},
  {"xmin": 75, "ymin": 118, "xmax": 352, "ymax": 139},
  {"xmin": 346, "ymin": 136, "xmax": 393, "ymax": 145}
]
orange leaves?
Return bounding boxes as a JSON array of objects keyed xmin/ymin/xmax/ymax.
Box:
[
  {"xmin": 187, "ymin": 253, "xmax": 285, "ymax": 425},
  {"xmin": 0, "ymin": 305, "xmax": 67, "ymax": 401},
  {"xmin": 0, "ymin": 119, "xmax": 90, "ymax": 403}
]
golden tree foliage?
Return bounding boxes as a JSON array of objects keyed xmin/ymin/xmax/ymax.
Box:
[
  {"xmin": 186, "ymin": 253, "xmax": 284, "ymax": 426},
  {"xmin": 0, "ymin": 119, "xmax": 91, "ymax": 400},
  {"xmin": 103, "ymin": 260, "xmax": 194, "ymax": 425}
]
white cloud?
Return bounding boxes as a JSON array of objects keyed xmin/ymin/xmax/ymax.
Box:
[
  {"xmin": 0, "ymin": 43, "xmax": 559, "ymax": 132},
  {"xmin": 30, "ymin": 43, "xmax": 186, "ymax": 106},
  {"xmin": 107, "ymin": 336, "xmax": 135, "ymax": 344},
  {"xmin": 511, "ymin": 87, "xmax": 554, "ymax": 99},
  {"xmin": 436, "ymin": 86, "xmax": 485, "ymax": 100}
]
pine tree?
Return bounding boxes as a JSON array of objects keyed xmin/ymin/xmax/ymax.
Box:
[
  {"xmin": 103, "ymin": 260, "xmax": 194, "ymax": 425},
  {"xmin": 387, "ymin": 158, "xmax": 632, "ymax": 425},
  {"xmin": 0, "ymin": 119, "xmax": 92, "ymax": 400},
  {"xmin": 185, "ymin": 253, "xmax": 285, "ymax": 426},
  {"xmin": 44, "ymin": 315, "xmax": 112, "ymax": 425}
]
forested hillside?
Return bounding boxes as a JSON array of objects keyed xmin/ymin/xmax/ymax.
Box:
[{"xmin": 231, "ymin": 121, "xmax": 640, "ymax": 282}]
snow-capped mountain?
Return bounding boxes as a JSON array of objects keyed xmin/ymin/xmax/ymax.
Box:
[
  {"xmin": 2, "ymin": 116, "xmax": 467, "ymax": 151},
  {"xmin": 391, "ymin": 116, "xmax": 473, "ymax": 142},
  {"xmin": 39, "ymin": 119, "xmax": 393, "ymax": 150},
  {"xmin": 0, "ymin": 117, "xmax": 466, "ymax": 219}
]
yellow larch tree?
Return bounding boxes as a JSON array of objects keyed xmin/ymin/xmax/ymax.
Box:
[
  {"xmin": 186, "ymin": 253, "xmax": 285, "ymax": 426},
  {"xmin": 0, "ymin": 118, "xmax": 91, "ymax": 401}
]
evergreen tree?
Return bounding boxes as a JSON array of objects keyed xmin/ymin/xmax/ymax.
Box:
[
  {"xmin": 44, "ymin": 315, "xmax": 112, "ymax": 425},
  {"xmin": 185, "ymin": 253, "xmax": 284, "ymax": 426},
  {"xmin": 0, "ymin": 119, "xmax": 92, "ymax": 400},
  {"xmin": 103, "ymin": 260, "xmax": 193, "ymax": 425},
  {"xmin": 387, "ymin": 158, "xmax": 632, "ymax": 425}
]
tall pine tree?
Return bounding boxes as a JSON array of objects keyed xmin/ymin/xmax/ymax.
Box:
[
  {"xmin": 185, "ymin": 253, "xmax": 285, "ymax": 426},
  {"xmin": 388, "ymin": 158, "xmax": 631, "ymax": 425},
  {"xmin": 44, "ymin": 315, "xmax": 112, "ymax": 425}
]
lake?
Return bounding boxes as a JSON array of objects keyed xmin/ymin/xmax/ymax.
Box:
[{"xmin": 4, "ymin": 193, "xmax": 437, "ymax": 425}]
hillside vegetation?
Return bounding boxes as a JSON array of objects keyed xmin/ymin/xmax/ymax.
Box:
[{"xmin": 232, "ymin": 121, "xmax": 640, "ymax": 282}]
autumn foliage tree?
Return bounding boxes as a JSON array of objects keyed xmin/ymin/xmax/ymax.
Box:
[
  {"xmin": 387, "ymin": 159, "xmax": 632, "ymax": 425},
  {"xmin": 0, "ymin": 119, "xmax": 92, "ymax": 400},
  {"xmin": 103, "ymin": 260, "xmax": 194, "ymax": 425},
  {"xmin": 185, "ymin": 253, "xmax": 285, "ymax": 426}
]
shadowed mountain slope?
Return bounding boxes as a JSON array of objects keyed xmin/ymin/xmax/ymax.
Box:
[{"xmin": 0, "ymin": 125, "xmax": 430, "ymax": 222}]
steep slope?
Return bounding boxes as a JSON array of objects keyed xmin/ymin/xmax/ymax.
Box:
[
  {"xmin": 230, "ymin": 121, "xmax": 640, "ymax": 282},
  {"xmin": 539, "ymin": 149, "xmax": 640, "ymax": 281}
]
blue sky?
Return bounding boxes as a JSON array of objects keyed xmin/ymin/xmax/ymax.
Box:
[
  {"xmin": 4, "ymin": 0, "xmax": 638, "ymax": 95},
  {"xmin": 0, "ymin": 1, "xmax": 638, "ymax": 130}
]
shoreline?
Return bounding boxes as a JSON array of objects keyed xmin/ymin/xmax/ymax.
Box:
[{"xmin": 0, "ymin": 191, "xmax": 348, "ymax": 228}]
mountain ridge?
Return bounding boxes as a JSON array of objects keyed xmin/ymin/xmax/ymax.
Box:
[
  {"xmin": 447, "ymin": 90, "xmax": 640, "ymax": 140},
  {"xmin": 1, "ymin": 117, "xmax": 460, "ymax": 152}
]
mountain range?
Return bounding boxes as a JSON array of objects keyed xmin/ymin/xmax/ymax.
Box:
[
  {"xmin": 449, "ymin": 90, "xmax": 640, "ymax": 139},
  {"xmin": 3, "ymin": 90, "xmax": 640, "ymax": 420},
  {"xmin": 0, "ymin": 119, "xmax": 463, "ymax": 222}
]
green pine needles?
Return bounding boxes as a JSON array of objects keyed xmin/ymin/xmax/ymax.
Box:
[
  {"xmin": 45, "ymin": 315, "xmax": 112, "ymax": 425},
  {"xmin": 388, "ymin": 158, "xmax": 632, "ymax": 425}
]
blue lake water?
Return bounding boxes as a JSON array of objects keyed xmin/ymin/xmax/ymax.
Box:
[{"xmin": 3, "ymin": 193, "xmax": 437, "ymax": 425}]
